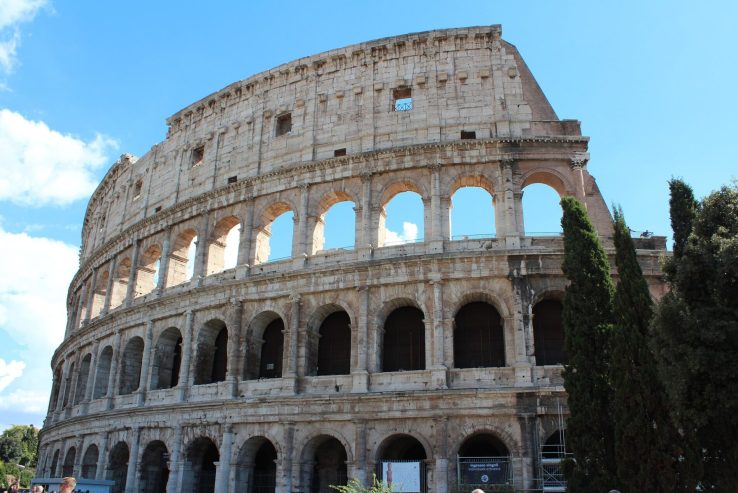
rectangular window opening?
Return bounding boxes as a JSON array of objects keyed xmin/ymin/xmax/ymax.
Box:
[
  {"xmin": 191, "ymin": 145, "xmax": 204, "ymax": 167},
  {"xmin": 334, "ymin": 148, "xmax": 347, "ymax": 157},
  {"xmin": 227, "ymin": 175, "xmax": 238, "ymax": 184},
  {"xmin": 392, "ymin": 87, "xmax": 413, "ymax": 112},
  {"xmin": 461, "ymin": 130, "xmax": 477, "ymax": 140},
  {"xmin": 276, "ymin": 113, "xmax": 292, "ymax": 136},
  {"xmin": 132, "ymin": 180, "xmax": 143, "ymax": 200}
]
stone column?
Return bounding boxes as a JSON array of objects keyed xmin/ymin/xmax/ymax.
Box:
[
  {"xmin": 434, "ymin": 416, "xmax": 449, "ymax": 493},
  {"xmin": 125, "ymin": 427, "xmax": 141, "ymax": 493},
  {"xmin": 226, "ymin": 299, "xmax": 242, "ymax": 396},
  {"xmin": 106, "ymin": 331, "xmax": 122, "ymax": 409},
  {"xmin": 73, "ymin": 436, "xmax": 84, "ymax": 477},
  {"xmin": 510, "ymin": 266, "xmax": 533, "ymax": 386},
  {"xmin": 428, "ymin": 163, "xmax": 444, "ymax": 253},
  {"xmin": 352, "ymin": 420, "xmax": 368, "ymax": 486},
  {"xmin": 237, "ymin": 197, "xmax": 254, "ymax": 275},
  {"xmin": 293, "ymin": 184, "xmax": 310, "ymax": 268},
  {"xmin": 351, "ymin": 286, "xmax": 369, "ymax": 393},
  {"xmin": 55, "ymin": 360, "xmax": 69, "ymax": 414},
  {"xmin": 82, "ymin": 341, "xmax": 99, "ymax": 414},
  {"xmin": 137, "ymin": 320, "xmax": 154, "ymax": 405},
  {"xmin": 286, "ymin": 294, "xmax": 301, "ymax": 386},
  {"xmin": 96, "ymin": 432, "xmax": 109, "ymax": 480},
  {"xmin": 166, "ymin": 426, "xmax": 183, "ymax": 493},
  {"xmin": 277, "ymin": 422, "xmax": 295, "ymax": 493},
  {"xmin": 177, "ymin": 310, "xmax": 195, "ymax": 402},
  {"xmin": 101, "ymin": 259, "xmax": 116, "ymax": 315},
  {"xmin": 83, "ymin": 268, "xmax": 98, "ymax": 324},
  {"xmin": 193, "ymin": 212, "xmax": 210, "ymax": 285},
  {"xmin": 429, "ymin": 277, "xmax": 448, "ymax": 389},
  {"xmin": 156, "ymin": 231, "xmax": 171, "ymax": 294},
  {"xmin": 214, "ymin": 424, "xmax": 234, "ymax": 493},
  {"xmin": 67, "ymin": 352, "xmax": 82, "ymax": 410},
  {"xmin": 501, "ymin": 157, "xmax": 520, "ymax": 247},
  {"xmin": 570, "ymin": 153, "xmax": 589, "ymax": 204},
  {"xmin": 125, "ymin": 240, "xmax": 141, "ymax": 307},
  {"xmin": 359, "ymin": 172, "xmax": 373, "ymax": 260},
  {"xmin": 55, "ymin": 439, "xmax": 66, "ymax": 477}
]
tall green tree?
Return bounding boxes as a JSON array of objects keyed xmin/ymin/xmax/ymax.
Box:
[
  {"xmin": 652, "ymin": 181, "xmax": 738, "ymax": 490},
  {"xmin": 668, "ymin": 178, "xmax": 697, "ymax": 259},
  {"xmin": 0, "ymin": 425, "xmax": 39, "ymax": 467},
  {"xmin": 610, "ymin": 207, "xmax": 681, "ymax": 492},
  {"xmin": 559, "ymin": 197, "xmax": 617, "ymax": 492}
]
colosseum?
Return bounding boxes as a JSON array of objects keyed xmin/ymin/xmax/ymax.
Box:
[{"xmin": 37, "ymin": 25, "xmax": 666, "ymax": 493}]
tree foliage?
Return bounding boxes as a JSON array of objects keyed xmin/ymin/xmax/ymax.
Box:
[
  {"xmin": 610, "ymin": 207, "xmax": 681, "ymax": 492},
  {"xmin": 0, "ymin": 425, "xmax": 38, "ymax": 467},
  {"xmin": 331, "ymin": 475, "xmax": 393, "ymax": 493},
  {"xmin": 668, "ymin": 178, "xmax": 697, "ymax": 259},
  {"xmin": 652, "ymin": 181, "xmax": 738, "ymax": 490},
  {"xmin": 559, "ymin": 196, "xmax": 616, "ymax": 492}
]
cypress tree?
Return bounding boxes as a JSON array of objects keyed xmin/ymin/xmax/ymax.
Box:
[
  {"xmin": 667, "ymin": 178, "xmax": 697, "ymax": 259},
  {"xmin": 652, "ymin": 182, "xmax": 738, "ymax": 490},
  {"xmin": 559, "ymin": 196, "xmax": 617, "ymax": 492},
  {"xmin": 610, "ymin": 207, "xmax": 680, "ymax": 492}
]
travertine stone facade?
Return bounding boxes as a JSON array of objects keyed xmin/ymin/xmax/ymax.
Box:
[{"xmin": 39, "ymin": 26, "xmax": 667, "ymax": 493}]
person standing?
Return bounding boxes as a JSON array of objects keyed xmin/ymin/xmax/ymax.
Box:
[{"xmin": 58, "ymin": 478, "xmax": 76, "ymax": 493}]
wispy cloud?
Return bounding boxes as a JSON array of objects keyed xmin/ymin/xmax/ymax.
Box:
[
  {"xmin": 0, "ymin": 109, "xmax": 118, "ymax": 206},
  {"xmin": 385, "ymin": 221, "xmax": 419, "ymax": 245},
  {"xmin": 0, "ymin": 0, "xmax": 49, "ymax": 74},
  {"xmin": 0, "ymin": 359, "xmax": 25, "ymax": 392}
]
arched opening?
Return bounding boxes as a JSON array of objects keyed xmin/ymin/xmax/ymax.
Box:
[
  {"xmin": 61, "ymin": 362, "xmax": 75, "ymax": 408},
  {"xmin": 255, "ymin": 203, "xmax": 294, "ymax": 264},
  {"xmin": 140, "ymin": 440, "xmax": 169, "ymax": 493},
  {"xmin": 376, "ymin": 435, "xmax": 427, "ymax": 493},
  {"xmin": 50, "ymin": 449, "xmax": 60, "ymax": 477},
  {"xmin": 109, "ymin": 257, "xmax": 130, "ymax": 309},
  {"xmin": 90, "ymin": 270, "xmax": 109, "ymax": 318},
  {"xmin": 118, "ymin": 336, "xmax": 144, "ymax": 395},
  {"xmin": 313, "ymin": 195, "xmax": 356, "ymax": 253},
  {"xmin": 49, "ymin": 365, "xmax": 62, "ymax": 411},
  {"xmin": 151, "ymin": 327, "xmax": 183, "ymax": 390},
  {"xmin": 182, "ymin": 437, "xmax": 219, "ymax": 493},
  {"xmin": 194, "ymin": 320, "xmax": 228, "ymax": 385},
  {"xmin": 107, "ymin": 441, "xmax": 129, "ymax": 493},
  {"xmin": 453, "ymin": 302, "xmax": 505, "ymax": 368},
  {"xmin": 236, "ymin": 438, "xmax": 277, "ymax": 493},
  {"xmin": 74, "ymin": 353, "xmax": 92, "ymax": 405},
  {"xmin": 382, "ymin": 306, "xmax": 425, "ymax": 372},
  {"xmin": 542, "ymin": 429, "xmax": 567, "ymax": 458},
  {"xmin": 522, "ymin": 183, "xmax": 563, "ymax": 236},
  {"xmin": 450, "ymin": 186, "xmax": 495, "ymax": 239},
  {"xmin": 207, "ymin": 216, "xmax": 241, "ymax": 274},
  {"xmin": 457, "ymin": 433, "xmax": 511, "ymax": 487},
  {"xmin": 303, "ymin": 436, "xmax": 348, "ymax": 493},
  {"xmin": 62, "ymin": 446, "xmax": 76, "ymax": 477},
  {"xmin": 93, "ymin": 345, "xmax": 113, "ymax": 399},
  {"xmin": 258, "ymin": 318, "xmax": 284, "ymax": 379},
  {"xmin": 136, "ymin": 244, "xmax": 162, "ymax": 297},
  {"xmin": 540, "ymin": 429, "xmax": 567, "ymax": 490},
  {"xmin": 315, "ymin": 311, "xmax": 351, "ymax": 376},
  {"xmin": 533, "ymin": 299, "xmax": 566, "ymax": 365},
  {"xmin": 81, "ymin": 444, "xmax": 98, "ymax": 479},
  {"xmin": 168, "ymin": 229, "xmax": 198, "ymax": 286},
  {"xmin": 379, "ymin": 191, "xmax": 424, "ymax": 247}
]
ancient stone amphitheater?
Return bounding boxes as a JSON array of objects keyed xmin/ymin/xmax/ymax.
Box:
[{"xmin": 38, "ymin": 25, "xmax": 666, "ymax": 493}]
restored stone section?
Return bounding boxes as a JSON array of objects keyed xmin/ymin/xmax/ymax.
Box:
[{"xmin": 40, "ymin": 26, "xmax": 667, "ymax": 493}]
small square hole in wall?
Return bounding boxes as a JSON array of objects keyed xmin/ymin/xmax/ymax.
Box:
[
  {"xmin": 191, "ymin": 145, "xmax": 204, "ymax": 166},
  {"xmin": 334, "ymin": 148, "xmax": 347, "ymax": 157},
  {"xmin": 461, "ymin": 130, "xmax": 477, "ymax": 140},
  {"xmin": 228, "ymin": 176, "xmax": 238, "ymax": 184},
  {"xmin": 154, "ymin": 206, "xmax": 162, "ymax": 213},
  {"xmin": 392, "ymin": 87, "xmax": 412, "ymax": 112},
  {"xmin": 276, "ymin": 113, "xmax": 292, "ymax": 136}
]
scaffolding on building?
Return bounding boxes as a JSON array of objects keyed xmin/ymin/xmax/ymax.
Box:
[{"xmin": 536, "ymin": 399, "xmax": 570, "ymax": 493}]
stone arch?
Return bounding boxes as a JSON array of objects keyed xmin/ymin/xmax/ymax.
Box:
[
  {"xmin": 312, "ymin": 190, "xmax": 358, "ymax": 254},
  {"xmin": 520, "ymin": 169, "xmax": 570, "ymax": 197},
  {"xmin": 50, "ymin": 448, "xmax": 60, "ymax": 477},
  {"xmin": 453, "ymin": 301, "xmax": 505, "ymax": 368},
  {"xmin": 449, "ymin": 175, "xmax": 497, "ymax": 239},
  {"xmin": 378, "ymin": 179, "xmax": 428, "ymax": 207},
  {"xmin": 118, "ymin": 336, "xmax": 144, "ymax": 395},
  {"xmin": 306, "ymin": 304, "xmax": 352, "ymax": 376},
  {"xmin": 109, "ymin": 256, "xmax": 131, "ymax": 309},
  {"xmin": 140, "ymin": 440, "xmax": 170, "ymax": 493},
  {"xmin": 74, "ymin": 352, "xmax": 92, "ymax": 405},
  {"xmin": 150, "ymin": 327, "xmax": 183, "ymax": 390},
  {"xmin": 450, "ymin": 291, "xmax": 511, "ymax": 320},
  {"xmin": 449, "ymin": 174, "xmax": 496, "ymax": 198},
  {"xmin": 380, "ymin": 300, "xmax": 426, "ymax": 372},
  {"xmin": 61, "ymin": 361, "xmax": 75, "ymax": 408},
  {"xmin": 194, "ymin": 319, "xmax": 228, "ymax": 385},
  {"xmin": 454, "ymin": 431, "xmax": 513, "ymax": 486},
  {"xmin": 449, "ymin": 424, "xmax": 520, "ymax": 459},
  {"xmin": 377, "ymin": 181, "xmax": 426, "ymax": 248},
  {"xmin": 136, "ymin": 243, "xmax": 162, "ymax": 297},
  {"xmin": 542, "ymin": 429, "xmax": 567, "ymax": 457},
  {"xmin": 181, "ymin": 436, "xmax": 219, "ymax": 493},
  {"xmin": 49, "ymin": 364, "xmax": 63, "ymax": 411},
  {"xmin": 254, "ymin": 201, "xmax": 296, "ymax": 265},
  {"xmin": 206, "ymin": 215, "xmax": 242, "ymax": 275},
  {"xmin": 93, "ymin": 345, "xmax": 113, "ymax": 399},
  {"xmin": 81, "ymin": 443, "xmax": 99, "ymax": 479},
  {"xmin": 235, "ymin": 436, "xmax": 279, "ymax": 493},
  {"xmin": 107, "ymin": 441, "xmax": 129, "ymax": 493},
  {"xmin": 533, "ymin": 298, "xmax": 566, "ymax": 366},
  {"xmin": 299, "ymin": 433, "xmax": 351, "ymax": 493},
  {"xmin": 245, "ymin": 311, "xmax": 286, "ymax": 380},
  {"xmin": 90, "ymin": 269, "xmax": 109, "ymax": 318},
  {"xmin": 168, "ymin": 227, "xmax": 199, "ymax": 286},
  {"xmin": 62, "ymin": 446, "xmax": 76, "ymax": 477}
]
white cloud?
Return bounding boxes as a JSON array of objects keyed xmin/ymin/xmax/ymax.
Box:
[
  {"xmin": 385, "ymin": 221, "xmax": 419, "ymax": 245},
  {"xmin": 0, "ymin": 388, "xmax": 48, "ymax": 413},
  {"xmin": 0, "ymin": 109, "xmax": 118, "ymax": 206},
  {"xmin": 0, "ymin": 359, "xmax": 25, "ymax": 392},
  {"xmin": 0, "ymin": 0, "xmax": 48, "ymax": 74}
]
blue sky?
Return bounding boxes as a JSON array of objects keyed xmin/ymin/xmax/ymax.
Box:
[{"xmin": 0, "ymin": 0, "xmax": 736, "ymax": 430}]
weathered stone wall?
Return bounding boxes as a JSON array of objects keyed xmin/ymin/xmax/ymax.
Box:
[{"xmin": 39, "ymin": 26, "xmax": 667, "ymax": 493}]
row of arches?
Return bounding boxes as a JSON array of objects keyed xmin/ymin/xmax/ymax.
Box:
[
  {"xmin": 46, "ymin": 427, "xmax": 564, "ymax": 493},
  {"xmin": 50, "ymin": 299, "xmax": 565, "ymax": 412},
  {"xmin": 72, "ymin": 175, "xmax": 566, "ymax": 328}
]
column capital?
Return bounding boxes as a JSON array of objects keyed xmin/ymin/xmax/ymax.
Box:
[
  {"xmin": 428, "ymin": 162, "xmax": 443, "ymax": 172},
  {"xmin": 570, "ymin": 152, "xmax": 590, "ymax": 169},
  {"xmin": 500, "ymin": 155, "xmax": 516, "ymax": 167}
]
